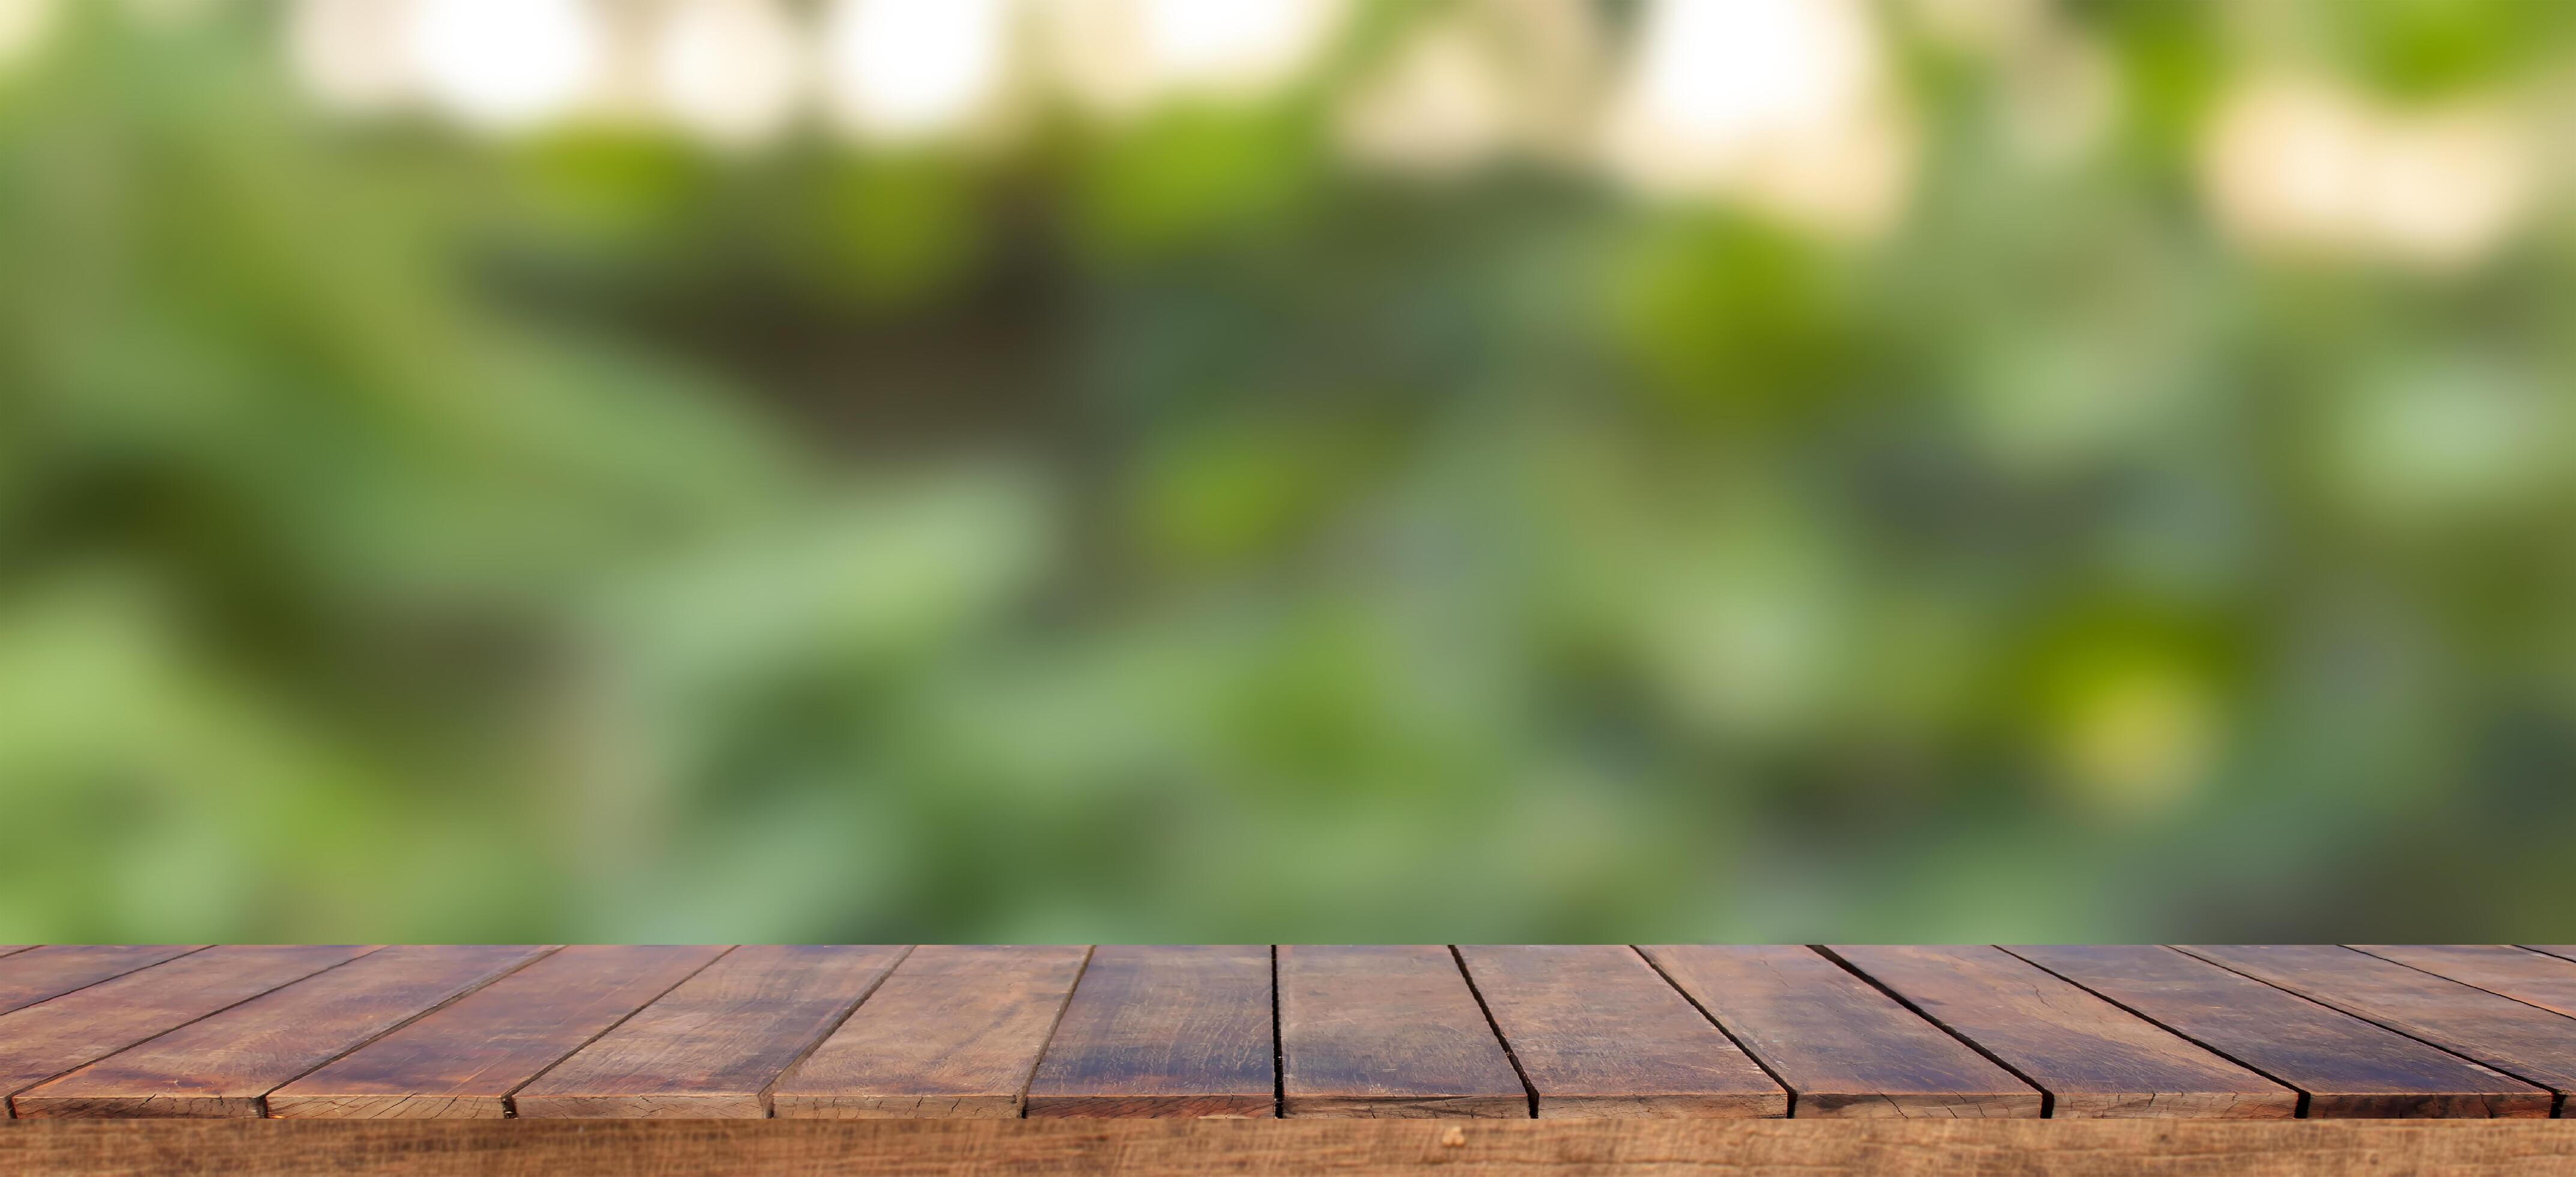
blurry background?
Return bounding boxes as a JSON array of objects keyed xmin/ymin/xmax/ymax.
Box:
[{"xmin": 2, "ymin": 0, "xmax": 2573, "ymax": 944}]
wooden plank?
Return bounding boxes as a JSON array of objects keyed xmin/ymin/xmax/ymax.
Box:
[
  {"xmin": 14, "ymin": 945, "xmax": 550, "ymax": 1119},
  {"xmin": 2008, "ymin": 945, "xmax": 2550, "ymax": 1118},
  {"xmin": 0, "ymin": 948, "xmax": 204, "ymax": 1019},
  {"xmin": 1455, "ymin": 945, "xmax": 1784, "ymax": 1118},
  {"xmin": 774, "ymin": 945, "xmax": 1092, "ymax": 1119},
  {"xmin": 2178, "ymin": 944, "xmax": 2576, "ymax": 1104},
  {"xmin": 1024, "ymin": 945, "xmax": 1273, "ymax": 1119},
  {"xmin": 1276, "ymin": 945, "xmax": 1526, "ymax": 1119},
  {"xmin": 0, "ymin": 948, "xmax": 33, "ymax": 958},
  {"xmin": 1639, "ymin": 945, "xmax": 2038, "ymax": 1119},
  {"xmin": 0, "ymin": 945, "xmax": 373, "ymax": 1113},
  {"xmin": 1826, "ymin": 945, "xmax": 2294, "ymax": 1118},
  {"xmin": 512, "ymin": 945, "xmax": 907, "ymax": 1119},
  {"xmin": 2524, "ymin": 946, "xmax": 2576, "ymax": 965},
  {"xmin": 2353, "ymin": 945, "xmax": 2576, "ymax": 1020},
  {"xmin": 267, "ymin": 945, "xmax": 728, "ymax": 1119},
  {"xmin": 11, "ymin": 1118, "xmax": 2576, "ymax": 1177}
]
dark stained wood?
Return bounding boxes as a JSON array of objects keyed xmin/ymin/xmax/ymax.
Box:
[
  {"xmin": 267, "ymin": 946, "xmax": 728, "ymax": 1119},
  {"xmin": 1826, "ymin": 945, "xmax": 2294, "ymax": 1118},
  {"xmin": 11, "ymin": 1118, "xmax": 2576, "ymax": 1176},
  {"xmin": 1, "ymin": 946, "xmax": 375, "ymax": 1113},
  {"xmin": 18, "ymin": 943, "xmax": 2576, "ymax": 1130},
  {"xmin": 1024, "ymin": 945, "xmax": 1274, "ymax": 1119},
  {"xmin": 1639, "ymin": 945, "xmax": 2038, "ymax": 1119},
  {"xmin": 13, "ymin": 946, "xmax": 550, "ymax": 1119},
  {"xmin": 2178, "ymin": 944, "xmax": 2576, "ymax": 1104},
  {"xmin": 0, "ymin": 948, "xmax": 204, "ymax": 1018},
  {"xmin": 1456, "ymin": 945, "xmax": 1784, "ymax": 1118},
  {"xmin": 1276, "ymin": 945, "xmax": 1526, "ymax": 1119},
  {"xmin": 512, "ymin": 945, "xmax": 907, "ymax": 1119},
  {"xmin": 775, "ymin": 945, "xmax": 1092, "ymax": 1119},
  {"xmin": 2353, "ymin": 945, "xmax": 2576, "ymax": 1020},
  {"xmin": 2008, "ymin": 945, "xmax": 2550, "ymax": 1118}
]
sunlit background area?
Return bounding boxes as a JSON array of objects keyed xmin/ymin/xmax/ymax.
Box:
[{"xmin": 2, "ymin": 0, "xmax": 2574, "ymax": 943}]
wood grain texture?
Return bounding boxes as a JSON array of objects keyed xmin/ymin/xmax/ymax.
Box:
[
  {"xmin": 774, "ymin": 945, "xmax": 1091, "ymax": 1119},
  {"xmin": 1456, "ymin": 945, "xmax": 1785, "ymax": 1119},
  {"xmin": 0, "ymin": 948, "xmax": 204, "ymax": 1018},
  {"xmin": 512, "ymin": 945, "xmax": 907, "ymax": 1119},
  {"xmin": 1827, "ymin": 945, "xmax": 2295, "ymax": 1119},
  {"xmin": 0, "ymin": 948, "xmax": 34, "ymax": 958},
  {"xmin": 1024, "ymin": 945, "xmax": 1274, "ymax": 1119},
  {"xmin": 1639, "ymin": 945, "xmax": 2039, "ymax": 1119},
  {"xmin": 10, "ymin": 1118, "xmax": 2576, "ymax": 1176},
  {"xmin": 2528, "ymin": 947, "xmax": 2576, "ymax": 964},
  {"xmin": 1276, "ymin": 945, "xmax": 1527, "ymax": 1119},
  {"xmin": 1, "ymin": 946, "xmax": 374, "ymax": 1113},
  {"xmin": 2354, "ymin": 945, "xmax": 2576, "ymax": 1020},
  {"xmin": 2008, "ymin": 945, "xmax": 2550, "ymax": 1118},
  {"xmin": 267, "ymin": 946, "xmax": 727, "ymax": 1119},
  {"xmin": 2179, "ymin": 944, "xmax": 2576, "ymax": 1104},
  {"xmin": 14, "ymin": 945, "xmax": 550, "ymax": 1119}
]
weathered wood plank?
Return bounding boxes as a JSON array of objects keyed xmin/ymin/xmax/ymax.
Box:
[
  {"xmin": 1639, "ymin": 945, "xmax": 2038, "ymax": 1119},
  {"xmin": 1024, "ymin": 945, "xmax": 1273, "ymax": 1119},
  {"xmin": 1456, "ymin": 945, "xmax": 1784, "ymax": 1118},
  {"xmin": 2353, "ymin": 945, "xmax": 2576, "ymax": 1020},
  {"xmin": 1825, "ymin": 945, "xmax": 2294, "ymax": 1118},
  {"xmin": 0, "ymin": 948, "xmax": 204, "ymax": 1019},
  {"xmin": 10, "ymin": 1118, "xmax": 2576, "ymax": 1176},
  {"xmin": 267, "ymin": 946, "xmax": 727, "ymax": 1119},
  {"xmin": 1277, "ymin": 945, "xmax": 1526, "ymax": 1119},
  {"xmin": 2178, "ymin": 944, "xmax": 2576, "ymax": 1106},
  {"xmin": 2523, "ymin": 946, "xmax": 2576, "ymax": 966},
  {"xmin": 774, "ymin": 945, "xmax": 1091, "ymax": 1119},
  {"xmin": 512, "ymin": 945, "xmax": 907, "ymax": 1119},
  {"xmin": 0, "ymin": 948, "xmax": 35, "ymax": 959},
  {"xmin": 2008, "ymin": 945, "xmax": 2549, "ymax": 1118},
  {"xmin": 14, "ymin": 946, "xmax": 550, "ymax": 1119},
  {"xmin": 1, "ymin": 946, "xmax": 375, "ymax": 1114}
]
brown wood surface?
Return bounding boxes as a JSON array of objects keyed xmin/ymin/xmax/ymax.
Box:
[
  {"xmin": 1640, "ymin": 945, "xmax": 2039, "ymax": 1119},
  {"xmin": 9, "ymin": 1118, "xmax": 2576, "ymax": 1176},
  {"xmin": 1827, "ymin": 945, "xmax": 2295, "ymax": 1118},
  {"xmin": 0, "ymin": 946, "xmax": 375, "ymax": 1113},
  {"xmin": 1457, "ymin": 945, "xmax": 1785, "ymax": 1118},
  {"xmin": 13, "ymin": 945, "xmax": 548, "ymax": 1119},
  {"xmin": 2354, "ymin": 945, "xmax": 2576, "ymax": 1020},
  {"xmin": 2529, "ymin": 947, "xmax": 2576, "ymax": 964},
  {"xmin": 2180, "ymin": 944, "xmax": 2576, "ymax": 1106},
  {"xmin": 0, "ymin": 947, "xmax": 203, "ymax": 1019},
  {"xmin": 0, "ymin": 948, "xmax": 34, "ymax": 958},
  {"xmin": 1277, "ymin": 945, "xmax": 1528, "ymax": 1119},
  {"xmin": 11, "ymin": 944, "xmax": 2575, "ymax": 1128},
  {"xmin": 512, "ymin": 945, "xmax": 907, "ymax": 1119},
  {"xmin": 267, "ymin": 945, "xmax": 727, "ymax": 1119},
  {"xmin": 774, "ymin": 945, "xmax": 1091, "ymax": 1119},
  {"xmin": 2009, "ymin": 945, "xmax": 2550, "ymax": 1118},
  {"xmin": 1024, "ymin": 945, "xmax": 1274, "ymax": 1119}
]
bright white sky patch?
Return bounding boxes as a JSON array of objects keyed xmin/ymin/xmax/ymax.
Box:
[
  {"xmin": 2202, "ymin": 77, "xmax": 2535, "ymax": 271},
  {"xmin": 822, "ymin": 0, "xmax": 1013, "ymax": 142},
  {"xmin": 1599, "ymin": 0, "xmax": 1912, "ymax": 237},
  {"xmin": 409, "ymin": 0, "xmax": 604, "ymax": 131},
  {"xmin": 653, "ymin": 0, "xmax": 804, "ymax": 147}
]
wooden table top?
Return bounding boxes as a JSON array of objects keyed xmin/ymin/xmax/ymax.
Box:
[{"xmin": 1, "ymin": 944, "xmax": 2569, "ymax": 1121}]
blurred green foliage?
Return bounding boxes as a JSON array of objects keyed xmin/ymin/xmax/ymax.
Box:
[{"xmin": 4, "ymin": 1, "xmax": 2575, "ymax": 943}]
